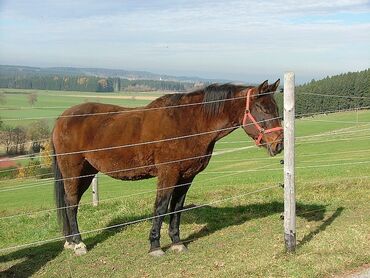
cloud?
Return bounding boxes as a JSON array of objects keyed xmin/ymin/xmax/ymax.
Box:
[{"xmin": 0, "ymin": 0, "xmax": 369, "ymax": 82}]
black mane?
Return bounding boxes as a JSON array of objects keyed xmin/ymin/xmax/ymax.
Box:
[{"xmin": 158, "ymin": 83, "xmax": 249, "ymax": 117}]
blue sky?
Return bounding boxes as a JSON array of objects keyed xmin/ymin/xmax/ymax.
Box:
[{"xmin": 0, "ymin": 0, "xmax": 369, "ymax": 83}]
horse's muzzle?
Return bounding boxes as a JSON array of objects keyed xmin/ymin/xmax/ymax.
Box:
[
  {"xmin": 275, "ymin": 141, "xmax": 284, "ymax": 154},
  {"xmin": 268, "ymin": 140, "xmax": 284, "ymax": 156}
]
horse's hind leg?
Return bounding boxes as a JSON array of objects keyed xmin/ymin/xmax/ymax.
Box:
[
  {"xmin": 168, "ymin": 177, "xmax": 193, "ymax": 252},
  {"xmin": 148, "ymin": 170, "xmax": 179, "ymax": 256},
  {"xmin": 63, "ymin": 160, "xmax": 97, "ymax": 255}
]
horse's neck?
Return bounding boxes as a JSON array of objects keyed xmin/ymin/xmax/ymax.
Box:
[{"xmin": 199, "ymin": 95, "xmax": 246, "ymax": 143}]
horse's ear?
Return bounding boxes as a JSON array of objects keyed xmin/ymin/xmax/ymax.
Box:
[
  {"xmin": 257, "ymin": 80, "xmax": 269, "ymax": 94},
  {"xmin": 270, "ymin": 79, "xmax": 280, "ymax": 92}
]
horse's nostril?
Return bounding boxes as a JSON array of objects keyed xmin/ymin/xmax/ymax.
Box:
[{"xmin": 276, "ymin": 142, "xmax": 284, "ymax": 153}]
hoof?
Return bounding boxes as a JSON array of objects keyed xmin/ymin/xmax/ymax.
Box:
[
  {"xmin": 64, "ymin": 241, "xmax": 75, "ymax": 250},
  {"xmin": 74, "ymin": 242, "xmax": 87, "ymax": 256},
  {"xmin": 149, "ymin": 249, "xmax": 165, "ymax": 257},
  {"xmin": 170, "ymin": 243, "xmax": 188, "ymax": 253}
]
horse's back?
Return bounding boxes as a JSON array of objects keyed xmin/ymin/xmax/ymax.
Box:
[
  {"xmin": 52, "ymin": 102, "xmax": 136, "ymax": 151},
  {"xmin": 60, "ymin": 102, "xmax": 132, "ymax": 116}
]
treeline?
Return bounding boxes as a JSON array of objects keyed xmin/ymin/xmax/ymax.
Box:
[
  {"xmin": 0, "ymin": 119, "xmax": 52, "ymax": 179},
  {"xmin": 0, "ymin": 120, "xmax": 50, "ymax": 155},
  {"xmin": 275, "ymin": 69, "xmax": 370, "ymax": 116},
  {"xmin": 0, "ymin": 75, "xmax": 194, "ymax": 92}
]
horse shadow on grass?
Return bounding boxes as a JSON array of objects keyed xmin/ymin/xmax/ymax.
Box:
[{"xmin": 0, "ymin": 201, "xmax": 341, "ymax": 277}]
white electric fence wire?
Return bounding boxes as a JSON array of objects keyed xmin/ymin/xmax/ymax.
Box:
[
  {"xmin": 3, "ymin": 122, "xmax": 369, "ymax": 177},
  {"xmin": 1, "ymin": 133, "xmax": 370, "ymax": 191},
  {"xmin": 2, "ymin": 170, "xmax": 369, "ymax": 252},
  {"xmin": 296, "ymin": 106, "xmax": 370, "ymax": 118},
  {"xmin": 1, "ymin": 152, "xmax": 369, "ymax": 196},
  {"xmin": 203, "ymin": 160, "xmax": 370, "ymax": 174},
  {"xmin": 0, "ymin": 115, "xmax": 282, "ymax": 162},
  {"xmin": 0, "ymin": 146, "xmax": 253, "ymax": 191},
  {"xmin": 0, "ymin": 162, "xmax": 276, "ymax": 220},
  {"xmin": 3, "ymin": 104, "xmax": 369, "ymax": 151}
]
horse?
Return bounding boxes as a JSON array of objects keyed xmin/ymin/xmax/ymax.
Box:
[{"xmin": 51, "ymin": 79, "xmax": 283, "ymax": 256}]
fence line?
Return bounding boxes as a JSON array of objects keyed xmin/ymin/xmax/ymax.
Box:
[
  {"xmin": 2, "ymin": 171, "xmax": 369, "ymax": 222},
  {"xmin": 1, "ymin": 104, "xmax": 369, "ymax": 152},
  {"xmin": 0, "ymin": 162, "xmax": 277, "ymax": 220},
  {"xmin": 1, "ymin": 131, "xmax": 369, "ymax": 190},
  {"xmin": 0, "ymin": 145, "xmax": 258, "ymax": 191},
  {"xmin": 1, "ymin": 150, "xmax": 369, "ymax": 194},
  {"xmin": 202, "ymin": 160, "xmax": 370, "ymax": 174},
  {"xmin": 296, "ymin": 105, "xmax": 370, "ymax": 118},
  {"xmin": 4, "ymin": 123, "xmax": 368, "ymax": 175},
  {"xmin": 1, "ymin": 170, "xmax": 369, "ymax": 252},
  {"xmin": 217, "ymin": 126, "xmax": 370, "ymax": 145},
  {"xmin": 0, "ymin": 126, "xmax": 366, "ymax": 189},
  {"xmin": 1, "ymin": 116, "xmax": 282, "ymax": 162},
  {"xmin": 3, "ymin": 123, "xmax": 369, "ymax": 177},
  {"xmin": 3, "ymin": 153, "xmax": 368, "ymax": 220},
  {"xmin": 300, "ymin": 119, "xmax": 369, "ymax": 124},
  {"xmin": 297, "ymin": 135, "xmax": 370, "ymax": 144}
]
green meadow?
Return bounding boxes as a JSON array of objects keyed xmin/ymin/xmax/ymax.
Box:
[
  {"xmin": 0, "ymin": 90, "xmax": 369, "ymax": 277},
  {"xmin": 0, "ymin": 89, "xmax": 158, "ymax": 128}
]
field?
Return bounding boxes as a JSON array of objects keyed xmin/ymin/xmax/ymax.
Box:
[
  {"xmin": 0, "ymin": 90, "xmax": 369, "ymax": 277},
  {"xmin": 0, "ymin": 89, "xmax": 158, "ymax": 128}
]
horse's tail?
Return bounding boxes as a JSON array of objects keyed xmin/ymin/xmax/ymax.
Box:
[{"xmin": 52, "ymin": 138, "xmax": 69, "ymax": 236}]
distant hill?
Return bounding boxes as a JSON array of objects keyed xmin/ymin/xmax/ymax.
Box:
[
  {"xmin": 0, "ymin": 64, "xmax": 237, "ymax": 93},
  {"xmin": 0, "ymin": 65, "xmax": 228, "ymax": 83}
]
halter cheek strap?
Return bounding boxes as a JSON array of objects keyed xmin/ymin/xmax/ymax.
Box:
[{"xmin": 242, "ymin": 89, "xmax": 283, "ymax": 146}]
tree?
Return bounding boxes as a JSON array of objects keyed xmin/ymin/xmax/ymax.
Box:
[
  {"xmin": 27, "ymin": 120, "xmax": 50, "ymax": 153},
  {"xmin": 27, "ymin": 93, "xmax": 38, "ymax": 106},
  {"xmin": 40, "ymin": 141, "xmax": 52, "ymax": 168},
  {"xmin": 12, "ymin": 126, "xmax": 27, "ymax": 154},
  {"xmin": 0, "ymin": 126, "xmax": 13, "ymax": 154}
]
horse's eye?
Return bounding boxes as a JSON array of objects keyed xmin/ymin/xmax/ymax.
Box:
[{"xmin": 256, "ymin": 104, "xmax": 268, "ymax": 114}]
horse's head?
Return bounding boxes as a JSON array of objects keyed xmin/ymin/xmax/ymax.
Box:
[{"xmin": 242, "ymin": 79, "xmax": 283, "ymax": 156}]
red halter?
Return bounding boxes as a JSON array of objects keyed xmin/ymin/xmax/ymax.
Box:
[{"xmin": 242, "ymin": 89, "xmax": 283, "ymax": 146}]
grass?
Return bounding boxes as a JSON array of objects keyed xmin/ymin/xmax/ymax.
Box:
[
  {"xmin": 0, "ymin": 91, "xmax": 369, "ymax": 277},
  {"xmin": 0, "ymin": 88, "xmax": 157, "ymax": 128}
]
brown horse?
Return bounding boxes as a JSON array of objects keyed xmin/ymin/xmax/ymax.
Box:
[{"xmin": 51, "ymin": 79, "xmax": 283, "ymax": 256}]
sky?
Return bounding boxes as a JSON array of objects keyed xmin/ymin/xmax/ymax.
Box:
[{"xmin": 0, "ymin": 0, "xmax": 369, "ymax": 83}]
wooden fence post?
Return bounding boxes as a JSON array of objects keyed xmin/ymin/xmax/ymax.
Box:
[
  {"xmin": 92, "ymin": 174, "xmax": 99, "ymax": 206},
  {"xmin": 284, "ymin": 72, "xmax": 296, "ymax": 252}
]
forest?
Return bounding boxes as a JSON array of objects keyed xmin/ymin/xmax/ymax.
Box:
[
  {"xmin": 0, "ymin": 67, "xmax": 369, "ymax": 114},
  {"xmin": 275, "ymin": 69, "xmax": 370, "ymax": 115},
  {"xmin": 0, "ymin": 75, "xmax": 193, "ymax": 92}
]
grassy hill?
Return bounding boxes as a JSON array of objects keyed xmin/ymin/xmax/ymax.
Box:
[{"xmin": 0, "ymin": 108, "xmax": 369, "ymax": 277}]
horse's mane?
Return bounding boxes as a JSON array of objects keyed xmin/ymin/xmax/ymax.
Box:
[{"xmin": 147, "ymin": 83, "xmax": 249, "ymax": 117}]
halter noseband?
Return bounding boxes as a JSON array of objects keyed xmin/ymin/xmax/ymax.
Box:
[{"xmin": 242, "ymin": 89, "xmax": 283, "ymax": 146}]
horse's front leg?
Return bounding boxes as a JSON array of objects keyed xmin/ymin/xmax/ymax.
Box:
[
  {"xmin": 168, "ymin": 177, "xmax": 193, "ymax": 253},
  {"xmin": 148, "ymin": 170, "xmax": 179, "ymax": 257}
]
